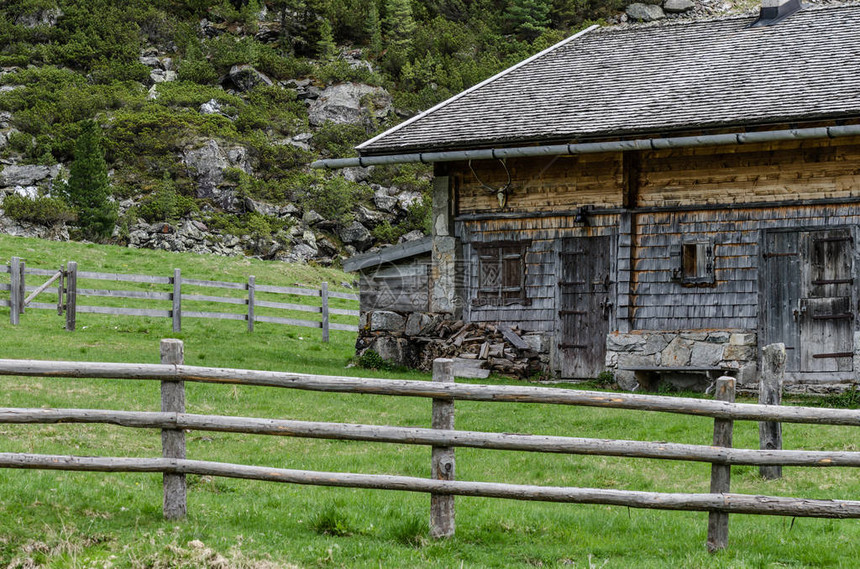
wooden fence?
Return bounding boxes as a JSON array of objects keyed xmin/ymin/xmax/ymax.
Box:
[
  {"xmin": 0, "ymin": 257, "xmax": 359, "ymax": 339},
  {"xmin": 0, "ymin": 340, "xmax": 859, "ymax": 552}
]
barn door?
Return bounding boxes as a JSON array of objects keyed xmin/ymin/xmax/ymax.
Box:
[
  {"xmin": 559, "ymin": 236, "xmax": 612, "ymax": 378},
  {"xmin": 798, "ymin": 229, "xmax": 854, "ymax": 372},
  {"xmin": 763, "ymin": 228, "xmax": 855, "ymax": 377}
]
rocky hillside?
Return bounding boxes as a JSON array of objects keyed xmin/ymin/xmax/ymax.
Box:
[{"xmin": 1, "ymin": 0, "xmax": 843, "ymax": 265}]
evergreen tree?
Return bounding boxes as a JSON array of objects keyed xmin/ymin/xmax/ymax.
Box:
[
  {"xmin": 383, "ymin": 0, "xmax": 416, "ymax": 51},
  {"xmin": 365, "ymin": 0, "xmax": 383, "ymax": 53},
  {"xmin": 316, "ymin": 19, "xmax": 337, "ymax": 60},
  {"xmin": 61, "ymin": 121, "xmax": 116, "ymax": 239},
  {"xmin": 507, "ymin": 0, "xmax": 551, "ymax": 41}
]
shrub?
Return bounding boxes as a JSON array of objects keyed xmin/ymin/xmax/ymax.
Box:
[
  {"xmin": 137, "ymin": 173, "xmax": 199, "ymax": 223},
  {"xmin": 297, "ymin": 175, "xmax": 370, "ymax": 225},
  {"xmin": 2, "ymin": 194, "xmax": 76, "ymax": 225}
]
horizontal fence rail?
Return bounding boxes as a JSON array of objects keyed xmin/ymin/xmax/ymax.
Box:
[
  {"xmin": 0, "ymin": 343, "xmax": 859, "ymax": 553},
  {"xmin": 1, "ymin": 259, "xmax": 359, "ymax": 339},
  {"xmin": 0, "ymin": 359, "xmax": 857, "ymax": 426}
]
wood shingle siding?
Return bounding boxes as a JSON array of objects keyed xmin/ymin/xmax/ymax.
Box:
[{"xmin": 640, "ymin": 137, "xmax": 860, "ymax": 207}]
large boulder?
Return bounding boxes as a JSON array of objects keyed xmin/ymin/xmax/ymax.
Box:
[
  {"xmin": 664, "ymin": 0, "xmax": 695, "ymax": 13},
  {"xmin": 0, "ymin": 164, "xmax": 61, "ymax": 188},
  {"xmin": 626, "ymin": 3, "xmax": 665, "ymax": 21},
  {"xmin": 226, "ymin": 64, "xmax": 273, "ymax": 92},
  {"xmin": 181, "ymin": 139, "xmax": 251, "ymax": 207},
  {"xmin": 308, "ymin": 83, "xmax": 392, "ymax": 127},
  {"xmin": 338, "ymin": 220, "xmax": 373, "ymax": 251}
]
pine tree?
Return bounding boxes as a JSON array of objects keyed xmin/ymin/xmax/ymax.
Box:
[
  {"xmin": 383, "ymin": 0, "xmax": 415, "ymax": 51},
  {"xmin": 365, "ymin": 0, "xmax": 383, "ymax": 53},
  {"xmin": 316, "ymin": 19, "xmax": 337, "ymax": 60},
  {"xmin": 61, "ymin": 121, "xmax": 116, "ymax": 239},
  {"xmin": 507, "ymin": 0, "xmax": 552, "ymax": 41}
]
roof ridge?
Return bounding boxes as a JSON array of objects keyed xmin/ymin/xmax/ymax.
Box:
[{"xmin": 356, "ymin": 23, "xmax": 600, "ymax": 153}]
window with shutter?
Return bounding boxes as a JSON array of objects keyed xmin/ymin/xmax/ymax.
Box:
[
  {"xmin": 474, "ymin": 242, "xmax": 529, "ymax": 306},
  {"xmin": 671, "ymin": 239, "xmax": 715, "ymax": 285}
]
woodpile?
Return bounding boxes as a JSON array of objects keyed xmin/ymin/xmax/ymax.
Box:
[{"xmin": 415, "ymin": 320, "xmax": 543, "ymax": 379}]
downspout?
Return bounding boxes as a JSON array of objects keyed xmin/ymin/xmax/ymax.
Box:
[{"xmin": 311, "ymin": 124, "xmax": 860, "ymax": 170}]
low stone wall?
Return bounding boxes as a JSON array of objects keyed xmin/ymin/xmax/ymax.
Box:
[{"xmin": 606, "ymin": 330, "xmax": 758, "ymax": 391}]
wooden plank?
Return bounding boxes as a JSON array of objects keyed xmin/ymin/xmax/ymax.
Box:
[
  {"xmin": 57, "ymin": 264, "xmax": 64, "ymax": 316},
  {"xmin": 1, "ymin": 453, "xmax": 858, "ymax": 518},
  {"xmin": 342, "ymin": 237, "xmax": 433, "ymax": 272},
  {"xmin": 247, "ymin": 276, "xmax": 255, "ymax": 333},
  {"xmin": 9, "ymin": 257, "xmax": 20, "ymax": 325},
  {"xmin": 76, "ymin": 306, "xmax": 172, "ymax": 318},
  {"xmin": 172, "ymin": 269, "xmax": 181, "ymax": 333},
  {"xmin": 329, "ymin": 308, "xmax": 360, "ymax": 317},
  {"xmin": 759, "ymin": 344, "xmax": 786, "ymax": 480},
  {"xmin": 77, "ymin": 288, "xmax": 172, "ymax": 301},
  {"xmin": 3, "ymin": 407, "xmax": 860, "ymax": 467},
  {"xmin": 329, "ymin": 322, "xmax": 359, "ymax": 332},
  {"xmin": 0, "ymin": 360, "xmax": 857, "ymax": 425},
  {"xmin": 28, "ymin": 302, "xmax": 60, "ymax": 310},
  {"xmin": 23, "ymin": 271, "xmax": 61, "ymax": 306},
  {"xmin": 0, "ymin": 300, "xmax": 9, "ymax": 307},
  {"xmin": 77, "ymin": 271, "xmax": 171, "ymax": 284},
  {"xmin": 160, "ymin": 339, "xmax": 186, "ymax": 520},
  {"xmin": 66, "ymin": 261, "xmax": 77, "ymax": 331},
  {"xmin": 327, "ymin": 290, "xmax": 360, "ymax": 301},
  {"xmin": 0, "ymin": 284, "xmax": 9, "ymax": 291},
  {"xmin": 499, "ymin": 325, "xmax": 529, "ymax": 350},
  {"xmin": 431, "ymin": 359, "xmax": 455, "ymax": 539},
  {"xmin": 183, "ymin": 293, "xmax": 246, "ymax": 305},
  {"xmin": 254, "ymin": 299, "xmax": 319, "ymax": 313},
  {"xmin": 321, "ymin": 282, "xmax": 329, "ymax": 343},
  {"xmin": 254, "ymin": 315, "xmax": 322, "ymax": 328},
  {"xmin": 23, "ymin": 267, "xmax": 59, "ymax": 276},
  {"xmin": 184, "ymin": 311, "xmax": 245, "ymax": 321},
  {"xmin": 254, "ymin": 284, "xmax": 317, "ymax": 296},
  {"xmin": 182, "ymin": 277, "xmax": 246, "ymax": 290},
  {"xmin": 707, "ymin": 376, "xmax": 736, "ymax": 553}
]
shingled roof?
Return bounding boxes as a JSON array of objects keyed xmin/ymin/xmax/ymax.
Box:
[{"xmin": 358, "ymin": 4, "xmax": 860, "ymax": 156}]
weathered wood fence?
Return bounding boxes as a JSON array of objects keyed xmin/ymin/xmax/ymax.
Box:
[
  {"xmin": 1, "ymin": 340, "xmax": 859, "ymax": 552},
  {"xmin": 0, "ymin": 257, "xmax": 358, "ymax": 339}
]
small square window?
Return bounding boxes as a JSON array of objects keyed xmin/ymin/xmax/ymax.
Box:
[
  {"xmin": 473, "ymin": 242, "xmax": 530, "ymax": 306},
  {"xmin": 671, "ymin": 240, "xmax": 715, "ymax": 285}
]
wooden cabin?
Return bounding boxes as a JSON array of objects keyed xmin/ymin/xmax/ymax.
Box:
[{"xmin": 327, "ymin": 1, "xmax": 860, "ymax": 392}]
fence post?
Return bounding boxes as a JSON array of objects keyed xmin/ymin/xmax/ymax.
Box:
[
  {"xmin": 707, "ymin": 375, "xmax": 736, "ymax": 553},
  {"xmin": 759, "ymin": 343, "xmax": 786, "ymax": 480},
  {"xmin": 321, "ymin": 281, "xmax": 330, "ymax": 343},
  {"xmin": 172, "ymin": 269, "xmax": 182, "ymax": 333},
  {"xmin": 247, "ymin": 275, "xmax": 255, "ymax": 332},
  {"xmin": 57, "ymin": 263, "xmax": 65, "ymax": 316},
  {"xmin": 17, "ymin": 259, "xmax": 25, "ymax": 315},
  {"xmin": 65, "ymin": 261, "xmax": 77, "ymax": 331},
  {"xmin": 9, "ymin": 257, "xmax": 20, "ymax": 325},
  {"xmin": 430, "ymin": 358, "xmax": 455, "ymax": 539},
  {"xmin": 160, "ymin": 338, "xmax": 186, "ymax": 519}
]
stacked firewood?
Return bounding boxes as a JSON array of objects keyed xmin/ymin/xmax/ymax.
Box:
[{"xmin": 416, "ymin": 320, "xmax": 543, "ymax": 379}]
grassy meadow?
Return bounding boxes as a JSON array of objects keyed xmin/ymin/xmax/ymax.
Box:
[{"xmin": 0, "ymin": 234, "xmax": 858, "ymax": 568}]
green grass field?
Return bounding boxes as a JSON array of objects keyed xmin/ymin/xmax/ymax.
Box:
[{"xmin": 0, "ymin": 234, "xmax": 858, "ymax": 568}]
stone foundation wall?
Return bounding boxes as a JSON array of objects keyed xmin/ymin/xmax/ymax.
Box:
[{"xmin": 606, "ymin": 330, "xmax": 758, "ymax": 391}]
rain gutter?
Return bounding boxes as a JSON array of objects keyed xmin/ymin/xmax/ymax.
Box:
[{"xmin": 311, "ymin": 124, "xmax": 860, "ymax": 170}]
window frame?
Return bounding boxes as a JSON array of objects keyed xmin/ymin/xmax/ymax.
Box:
[
  {"xmin": 671, "ymin": 239, "xmax": 716, "ymax": 286},
  {"xmin": 473, "ymin": 241, "xmax": 531, "ymax": 307}
]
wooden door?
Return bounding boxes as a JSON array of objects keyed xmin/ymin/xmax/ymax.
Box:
[
  {"xmin": 798, "ymin": 229, "xmax": 854, "ymax": 372},
  {"xmin": 559, "ymin": 236, "xmax": 612, "ymax": 378},
  {"xmin": 762, "ymin": 228, "xmax": 855, "ymax": 376}
]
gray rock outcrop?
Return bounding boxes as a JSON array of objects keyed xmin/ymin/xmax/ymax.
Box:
[
  {"xmin": 626, "ymin": 3, "xmax": 666, "ymax": 21},
  {"xmin": 181, "ymin": 139, "xmax": 252, "ymax": 207},
  {"xmin": 308, "ymin": 83, "xmax": 393, "ymax": 127}
]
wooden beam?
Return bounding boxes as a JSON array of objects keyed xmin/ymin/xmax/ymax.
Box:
[
  {"xmin": 431, "ymin": 359, "xmax": 455, "ymax": 538},
  {"xmin": 0, "ymin": 453, "xmax": 858, "ymax": 518},
  {"xmin": 160, "ymin": 339, "xmax": 186, "ymax": 520},
  {"xmin": 760, "ymin": 344, "xmax": 786, "ymax": 480},
  {"xmin": 707, "ymin": 376, "xmax": 736, "ymax": 552}
]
